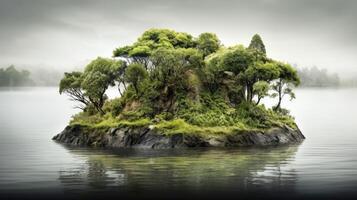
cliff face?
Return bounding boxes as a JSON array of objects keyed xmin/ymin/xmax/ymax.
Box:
[{"xmin": 52, "ymin": 125, "xmax": 305, "ymax": 149}]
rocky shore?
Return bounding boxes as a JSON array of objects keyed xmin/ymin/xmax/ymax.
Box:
[{"xmin": 52, "ymin": 124, "xmax": 305, "ymax": 149}]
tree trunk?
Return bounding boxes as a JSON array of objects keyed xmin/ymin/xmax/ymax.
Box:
[
  {"xmin": 246, "ymin": 84, "xmax": 254, "ymax": 103},
  {"xmin": 275, "ymin": 97, "xmax": 282, "ymax": 111},
  {"xmin": 255, "ymin": 97, "xmax": 261, "ymax": 105},
  {"xmin": 118, "ymin": 85, "xmax": 123, "ymax": 96},
  {"xmin": 97, "ymin": 107, "xmax": 105, "ymax": 115},
  {"xmin": 133, "ymin": 84, "xmax": 139, "ymax": 95},
  {"xmin": 245, "ymin": 85, "xmax": 250, "ymax": 102},
  {"xmin": 274, "ymin": 80, "xmax": 283, "ymax": 111},
  {"xmin": 249, "ymin": 87, "xmax": 254, "ymax": 102}
]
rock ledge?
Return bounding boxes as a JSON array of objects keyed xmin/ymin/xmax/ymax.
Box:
[{"xmin": 53, "ymin": 125, "xmax": 305, "ymax": 149}]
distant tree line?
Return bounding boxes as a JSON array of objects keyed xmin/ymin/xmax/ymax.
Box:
[
  {"xmin": 0, "ymin": 65, "xmax": 34, "ymax": 86},
  {"xmin": 296, "ymin": 66, "xmax": 340, "ymax": 87},
  {"xmin": 0, "ymin": 65, "xmax": 64, "ymax": 87}
]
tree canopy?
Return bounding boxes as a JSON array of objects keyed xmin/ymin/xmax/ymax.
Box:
[
  {"xmin": 60, "ymin": 28, "xmax": 300, "ymax": 132},
  {"xmin": 196, "ymin": 32, "xmax": 221, "ymax": 57},
  {"xmin": 124, "ymin": 63, "xmax": 148, "ymax": 95}
]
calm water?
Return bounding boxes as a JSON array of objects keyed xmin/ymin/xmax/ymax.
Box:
[{"xmin": 1, "ymin": 87, "xmax": 357, "ymax": 199}]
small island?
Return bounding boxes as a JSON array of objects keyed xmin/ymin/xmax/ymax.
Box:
[{"xmin": 53, "ymin": 29, "xmax": 305, "ymax": 148}]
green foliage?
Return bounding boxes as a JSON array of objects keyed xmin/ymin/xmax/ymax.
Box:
[
  {"xmin": 128, "ymin": 45, "xmax": 151, "ymax": 57},
  {"xmin": 63, "ymin": 28, "xmax": 300, "ymax": 134},
  {"xmin": 59, "ymin": 71, "xmax": 83, "ymax": 94},
  {"xmin": 59, "ymin": 71, "xmax": 89, "ymax": 110},
  {"xmin": 204, "ymin": 45, "xmax": 258, "ymax": 103},
  {"xmin": 277, "ymin": 62, "xmax": 300, "ymax": 85},
  {"xmin": 81, "ymin": 57, "xmax": 123, "ymax": 114},
  {"xmin": 271, "ymin": 62, "xmax": 300, "ymax": 110},
  {"xmin": 120, "ymin": 109, "xmax": 147, "ymax": 121},
  {"xmin": 196, "ymin": 32, "xmax": 221, "ymax": 57},
  {"xmin": 82, "ymin": 71, "xmax": 109, "ymax": 105},
  {"xmin": 218, "ymin": 45, "xmax": 254, "ymax": 74},
  {"xmin": 59, "ymin": 57, "xmax": 124, "ymax": 114},
  {"xmin": 113, "ymin": 29, "xmax": 196, "ymax": 66},
  {"xmin": 244, "ymin": 62, "xmax": 280, "ymax": 83},
  {"xmin": 137, "ymin": 28, "xmax": 195, "ymax": 49},
  {"xmin": 154, "ymin": 112, "xmax": 174, "ymax": 121},
  {"xmin": 112, "ymin": 45, "xmax": 132, "ymax": 58},
  {"xmin": 204, "ymin": 45, "xmax": 275, "ymax": 103},
  {"xmin": 253, "ymin": 81, "xmax": 270, "ymax": 105},
  {"xmin": 70, "ymin": 111, "xmax": 151, "ymax": 128},
  {"xmin": 151, "ymin": 48, "xmax": 202, "ymax": 88},
  {"xmin": 248, "ymin": 34, "xmax": 266, "ymax": 55},
  {"xmin": 153, "ymin": 119, "xmax": 247, "ymax": 136},
  {"xmin": 205, "ymin": 45, "xmax": 256, "ymax": 85},
  {"xmin": 103, "ymin": 98, "xmax": 125, "ymax": 116},
  {"xmin": 84, "ymin": 57, "xmax": 123, "ymax": 75},
  {"xmin": 173, "ymin": 93, "xmax": 295, "ymax": 130},
  {"xmin": 117, "ymin": 118, "xmax": 151, "ymax": 128},
  {"xmin": 124, "ymin": 63, "xmax": 148, "ymax": 95},
  {"xmin": 70, "ymin": 112, "xmax": 106, "ymax": 126}
]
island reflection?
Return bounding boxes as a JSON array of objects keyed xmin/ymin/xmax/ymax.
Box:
[{"xmin": 57, "ymin": 144, "xmax": 302, "ymax": 196}]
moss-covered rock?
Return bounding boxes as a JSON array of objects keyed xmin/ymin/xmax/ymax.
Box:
[{"xmin": 53, "ymin": 124, "xmax": 304, "ymax": 149}]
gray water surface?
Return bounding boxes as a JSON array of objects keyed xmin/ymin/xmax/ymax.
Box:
[{"xmin": 1, "ymin": 87, "xmax": 357, "ymax": 198}]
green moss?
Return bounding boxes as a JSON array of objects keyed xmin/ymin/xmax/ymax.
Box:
[
  {"xmin": 173, "ymin": 94, "xmax": 297, "ymax": 131},
  {"xmin": 117, "ymin": 118, "xmax": 151, "ymax": 128},
  {"xmin": 153, "ymin": 119, "xmax": 250, "ymax": 136},
  {"xmin": 103, "ymin": 98, "xmax": 125, "ymax": 116},
  {"xmin": 70, "ymin": 94, "xmax": 297, "ymax": 136},
  {"xmin": 70, "ymin": 112, "xmax": 151, "ymax": 128},
  {"xmin": 69, "ymin": 82, "xmax": 297, "ymax": 135},
  {"xmin": 69, "ymin": 112, "xmax": 103, "ymax": 126}
]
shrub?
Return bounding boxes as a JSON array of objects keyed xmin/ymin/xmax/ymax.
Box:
[{"xmin": 103, "ymin": 98, "xmax": 125, "ymax": 116}]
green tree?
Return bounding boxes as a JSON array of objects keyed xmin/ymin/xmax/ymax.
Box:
[
  {"xmin": 61, "ymin": 28, "xmax": 302, "ymax": 127},
  {"xmin": 112, "ymin": 62, "xmax": 127, "ymax": 96},
  {"xmin": 151, "ymin": 48, "xmax": 203, "ymax": 88},
  {"xmin": 124, "ymin": 63, "xmax": 148, "ymax": 95},
  {"xmin": 248, "ymin": 34, "xmax": 266, "ymax": 55},
  {"xmin": 205, "ymin": 45, "xmax": 256, "ymax": 102},
  {"xmin": 150, "ymin": 48, "xmax": 203, "ymax": 112},
  {"xmin": 220, "ymin": 45, "xmax": 254, "ymax": 75},
  {"xmin": 113, "ymin": 28, "xmax": 196, "ymax": 69},
  {"xmin": 253, "ymin": 81, "xmax": 270, "ymax": 105},
  {"xmin": 137, "ymin": 28, "xmax": 195, "ymax": 49},
  {"xmin": 81, "ymin": 72, "xmax": 108, "ymax": 114},
  {"xmin": 243, "ymin": 62, "xmax": 280, "ymax": 102},
  {"xmin": 196, "ymin": 32, "xmax": 221, "ymax": 57},
  {"xmin": 59, "ymin": 71, "xmax": 89, "ymax": 110},
  {"xmin": 203, "ymin": 49, "xmax": 227, "ymax": 92},
  {"xmin": 81, "ymin": 57, "xmax": 123, "ymax": 114},
  {"xmin": 205, "ymin": 45, "xmax": 280, "ymax": 104},
  {"xmin": 271, "ymin": 62, "xmax": 300, "ymax": 111}
]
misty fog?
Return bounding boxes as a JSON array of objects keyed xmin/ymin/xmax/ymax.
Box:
[{"xmin": 0, "ymin": 0, "xmax": 357, "ymax": 79}]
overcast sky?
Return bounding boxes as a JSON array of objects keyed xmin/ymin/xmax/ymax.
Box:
[{"xmin": 1, "ymin": 0, "xmax": 357, "ymax": 76}]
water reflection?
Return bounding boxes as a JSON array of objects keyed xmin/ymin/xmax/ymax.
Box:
[
  {"xmin": 57, "ymin": 144, "xmax": 302, "ymax": 195},
  {"xmin": 4, "ymin": 87, "xmax": 357, "ymax": 199}
]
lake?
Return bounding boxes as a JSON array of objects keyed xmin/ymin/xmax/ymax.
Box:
[{"xmin": 1, "ymin": 87, "xmax": 357, "ymax": 199}]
